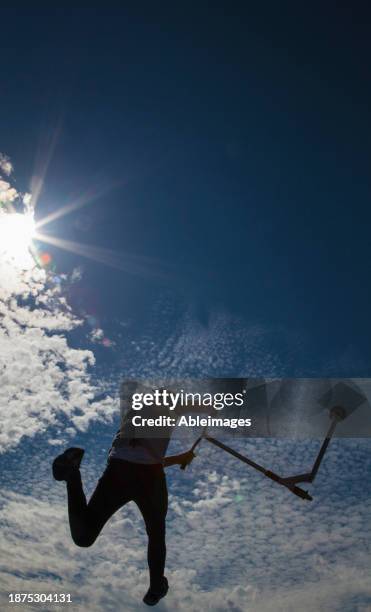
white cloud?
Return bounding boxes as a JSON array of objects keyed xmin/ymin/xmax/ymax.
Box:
[
  {"xmin": 0, "ymin": 153, "xmax": 13, "ymax": 176},
  {"xmin": 0, "ymin": 157, "xmax": 115, "ymax": 452},
  {"xmin": 0, "ymin": 152, "xmax": 31, "ymax": 211},
  {"xmin": 117, "ymin": 308, "xmax": 289, "ymax": 379},
  {"xmin": 71, "ymin": 266, "xmax": 83, "ymax": 283},
  {"xmin": 89, "ymin": 328, "xmax": 104, "ymax": 343},
  {"xmin": 0, "ymin": 265, "xmax": 116, "ymax": 450},
  {"xmin": 0, "ymin": 179, "xmax": 18, "ymax": 204},
  {"xmin": 0, "ymin": 440, "xmax": 370, "ymax": 611}
]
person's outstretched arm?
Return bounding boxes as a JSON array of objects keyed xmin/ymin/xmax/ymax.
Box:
[{"xmin": 163, "ymin": 449, "xmax": 195, "ymax": 468}]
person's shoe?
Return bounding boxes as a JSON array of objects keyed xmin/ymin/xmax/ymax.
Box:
[
  {"xmin": 52, "ymin": 447, "xmax": 85, "ymax": 481},
  {"xmin": 143, "ymin": 577, "xmax": 169, "ymax": 606}
]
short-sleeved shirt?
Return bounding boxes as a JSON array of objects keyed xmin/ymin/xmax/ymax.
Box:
[{"xmin": 109, "ymin": 382, "xmax": 201, "ymax": 465}]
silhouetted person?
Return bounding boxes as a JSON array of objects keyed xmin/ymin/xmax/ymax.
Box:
[{"xmin": 52, "ymin": 382, "xmax": 197, "ymax": 606}]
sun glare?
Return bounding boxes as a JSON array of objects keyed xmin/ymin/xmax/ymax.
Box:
[{"xmin": 0, "ymin": 212, "xmax": 36, "ymax": 267}]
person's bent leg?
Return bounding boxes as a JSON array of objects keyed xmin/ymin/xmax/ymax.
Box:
[
  {"xmin": 67, "ymin": 461, "xmax": 130, "ymax": 547},
  {"xmin": 66, "ymin": 469, "xmax": 94, "ymax": 547}
]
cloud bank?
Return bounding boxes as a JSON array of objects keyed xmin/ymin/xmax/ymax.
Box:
[
  {"xmin": 0, "ymin": 439, "xmax": 370, "ymax": 611},
  {"xmin": 0, "ymin": 154, "xmax": 115, "ymax": 452}
]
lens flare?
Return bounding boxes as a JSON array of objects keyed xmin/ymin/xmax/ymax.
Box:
[{"xmin": 39, "ymin": 252, "xmax": 52, "ymax": 266}]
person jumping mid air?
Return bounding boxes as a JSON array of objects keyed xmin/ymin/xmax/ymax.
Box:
[{"xmin": 52, "ymin": 381, "xmax": 197, "ymax": 606}]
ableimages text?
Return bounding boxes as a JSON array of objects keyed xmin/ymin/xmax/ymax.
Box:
[{"xmin": 131, "ymin": 415, "xmax": 252, "ymax": 428}]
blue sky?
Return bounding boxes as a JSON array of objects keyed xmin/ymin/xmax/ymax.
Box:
[
  {"xmin": 2, "ymin": 3, "xmax": 371, "ymax": 368},
  {"xmin": 1, "ymin": 3, "xmax": 371, "ymax": 611}
]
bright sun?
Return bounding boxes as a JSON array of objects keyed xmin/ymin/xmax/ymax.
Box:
[{"xmin": 0, "ymin": 212, "xmax": 36, "ymax": 267}]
